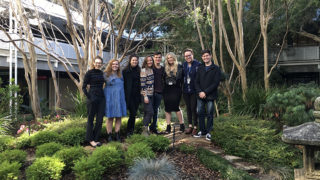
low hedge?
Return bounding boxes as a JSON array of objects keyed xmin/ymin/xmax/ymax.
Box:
[
  {"xmin": 31, "ymin": 131, "xmax": 60, "ymax": 146},
  {"xmin": 125, "ymin": 142, "xmax": 155, "ymax": 166},
  {"xmin": 36, "ymin": 142, "xmax": 64, "ymax": 157},
  {"xmin": 26, "ymin": 156, "xmax": 65, "ymax": 180},
  {"xmin": 0, "ymin": 149, "xmax": 27, "ymax": 164},
  {"xmin": 0, "ymin": 161, "xmax": 21, "ymax": 180},
  {"xmin": 54, "ymin": 146, "xmax": 87, "ymax": 172}
]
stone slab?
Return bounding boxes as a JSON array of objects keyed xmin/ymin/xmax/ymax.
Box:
[
  {"xmin": 233, "ymin": 162, "xmax": 260, "ymax": 173},
  {"xmin": 223, "ymin": 155, "xmax": 243, "ymax": 163}
]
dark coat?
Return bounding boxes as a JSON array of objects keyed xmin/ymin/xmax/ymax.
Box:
[
  {"xmin": 122, "ymin": 66, "xmax": 141, "ymax": 108},
  {"xmin": 182, "ymin": 59, "xmax": 200, "ymax": 94},
  {"xmin": 195, "ymin": 62, "xmax": 221, "ymax": 101}
]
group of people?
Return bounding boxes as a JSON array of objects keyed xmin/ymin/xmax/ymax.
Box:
[{"xmin": 82, "ymin": 49, "xmax": 221, "ymax": 148}]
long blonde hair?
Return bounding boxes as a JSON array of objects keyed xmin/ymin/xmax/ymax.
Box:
[
  {"xmin": 165, "ymin": 52, "xmax": 178, "ymax": 77},
  {"xmin": 104, "ymin": 59, "xmax": 121, "ymax": 78}
]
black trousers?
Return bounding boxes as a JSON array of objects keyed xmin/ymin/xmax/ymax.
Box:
[
  {"xmin": 86, "ymin": 95, "xmax": 105, "ymax": 142},
  {"xmin": 127, "ymin": 99, "xmax": 139, "ymax": 133},
  {"xmin": 183, "ymin": 93, "xmax": 198, "ymax": 127}
]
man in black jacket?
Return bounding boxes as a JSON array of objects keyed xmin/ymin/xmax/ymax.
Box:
[{"xmin": 194, "ymin": 49, "xmax": 221, "ymax": 141}]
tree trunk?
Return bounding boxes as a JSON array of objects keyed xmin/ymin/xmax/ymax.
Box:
[
  {"xmin": 16, "ymin": 0, "xmax": 42, "ymax": 118},
  {"xmin": 193, "ymin": 0, "xmax": 205, "ymax": 50}
]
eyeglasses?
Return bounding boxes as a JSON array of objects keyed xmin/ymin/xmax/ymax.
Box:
[{"xmin": 184, "ymin": 55, "xmax": 192, "ymax": 58}]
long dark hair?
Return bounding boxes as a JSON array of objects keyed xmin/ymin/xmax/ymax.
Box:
[
  {"xmin": 125, "ymin": 54, "xmax": 140, "ymax": 71},
  {"xmin": 142, "ymin": 55, "xmax": 154, "ymax": 69}
]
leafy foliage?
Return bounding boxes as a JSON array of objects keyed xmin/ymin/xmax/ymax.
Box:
[
  {"xmin": 177, "ymin": 143, "xmax": 196, "ymax": 154},
  {"xmin": 128, "ymin": 157, "xmax": 178, "ymax": 180},
  {"xmin": 125, "ymin": 142, "xmax": 155, "ymax": 166},
  {"xmin": 36, "ymin": 142, "xmax": 64, "ymax": 157},
  {"xmin": 0, "ymin": 149, "xmax": 27, "ymax": 164},
  {"xmin": 60, "ymin": 127, "xmax": 86, "ymax": 146},
  {"xmin": 212, "ymin": 116, "xmax": 302, "ymax": 171},
  {"xmin": 26, "ymin": 156, "xmax": 65, "ymax": 180},
  {"xmin": 0, "ymin": 161, "xmax": 21, "ymax": 180},
  {"xmin": 125, "ymin": 134, "xmax": 148, "ymax": 145},
  {"xmin": 73, "ymin": 144, "xmax": 124, "ymax": 180},
  {"xmin": 232, "ymin": 85, "xmax": 267, "ymax": 117},
  {"xmin": 146, "ymin": 135, "xmax": 170, "ymax": 152},
  {"xmin": 31, "ymin": 131, "xmax": 61, "ymax": 146},
  {"xmin": 0, "ymin": 78, "xmax": 22, "ymax": 118},
  {"xmin": 263, "ymin": 83, "xmax": 320, "ymax": 126},
  {"xmin": 70, "ymin": 90, "xmax": 87, "ymax": 117},
  {"xmin": 15, "ymin": 134, "xmax": 31, "ymax": 149},
  {"xmin": 73, "ymin": 156, "xmax": 105, "ymax": 180},
  {"xmin": 54, "ymin": 146, "xmax": 87, "ymax": 172},
  {"xmin": 0, "ymin": 136, "xmax": 14, "ymax": 152}
]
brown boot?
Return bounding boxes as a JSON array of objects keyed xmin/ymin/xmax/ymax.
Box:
[
  {"xmin": 185, "ymin": 127, "xmax": 193, "ymax": 134},
  {"xmin": 191, "ymin": 128, "xmax": 198, "ymax": 136}
]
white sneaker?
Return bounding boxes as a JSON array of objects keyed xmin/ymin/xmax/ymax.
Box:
[
  {"xmin": 205, "ymin": 133, "xmax": 211, "ymax": 141},
  {"xmin": 193, "ymin": 131, "xmax": 203, "ymax": 138}
]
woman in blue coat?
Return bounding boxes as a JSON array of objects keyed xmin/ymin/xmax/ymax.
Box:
[{"xmin": 104, "ymin": 59, "xmax": 127, "ymax": 142}]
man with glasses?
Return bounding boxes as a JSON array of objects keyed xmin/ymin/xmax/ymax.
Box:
[
  {"xmin": 182, "ymin": 49, "xmax": 200, "ymax": 135},
  {"xmin": 193, "ymin": 49, "xmax": 221, "ymax": 141}
]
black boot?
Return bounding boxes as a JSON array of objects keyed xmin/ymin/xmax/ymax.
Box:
[
  {"xmin": 180, "ymin": 124, "xmax": 185, "ymax": 132},
  {"xmin": 115, "ymin": 132, "xmax": 121, "ymax": 142},
  {"xmin": 107, "ymin": 133, "xmax": 112, "ymax": 142},
  {"xmin": 166, "ymin": 124, "xmax": 171, "ymax": 133}
]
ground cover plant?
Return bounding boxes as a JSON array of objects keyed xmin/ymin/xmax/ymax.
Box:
[{"xmin": 212, "ymin": 115, "xmax": 302, "ymax": 178}]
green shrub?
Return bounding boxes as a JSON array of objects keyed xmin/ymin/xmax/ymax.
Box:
[
  {"xmin": 73, "ymin": 144, "xmax": 124, "ymax": 180},
  {"xmin": 232, "ymin": 85, "xmax": 266, "ymax": 118},
  {"xmin": 197, "ymin": 148, "xmax": 255, "ymax": 180},
  {"xmin": 146, "ymin": 135, "xmax": 170, "ymax": 152},
  {"xmin": 71, "ymin": 90, "xmax": 87, "ymax": 117},
  {"xmin": 36, "ymin": 142, "xmax": 64, "ymax": 157},
  {"xmin": 0, "ymin": 161, "xmax": 21, "ymax": 180},
  {"xmin": 44, "ymin": 117, "xmax": 87, "ymax": 133},
  {"xmin": 0, "ymin": 136, "xmax": 14, "ymax": 152},
  {"xmin": 125, "ymin": 134, "xmax": 147, "ymax": 145},
  {"xmin": 15, "ymin": 134, "xmax": 31, "ymax": 149},
  {"xmin": 128, "ymin": 157, "xmax": 178, "ymax": 180},
  {"xmin": 60, "ymin": 127, "xmax": 86, "ymax": 146},
  {"xmin": 31, "ymin": 131, "xmax": 60, "ymax": 146},
  {"xmin": 26, "ymin": 156, "xmax": 65, "ymax": 180},
  {"xmin": 212, "ymin": 116, "xmax": 302, "ymax": 170},
  {"xmin": 125, "ymin": 142, "xmax": 155, "ymax": 166},
  {"xmin": 91, "ymin": 145, "xmax": 124, "ymax": 173},
  {"xmin": 0, "ymin": 149, "xmax": 27, "ymax": 164},
  {"xmin": 177, "ymin": 143, "xmax": 196, "ymax": 154},
  {"xmin": 264, "ymin": 83, "xmax": 320, "ymax": 126},
  {"xmin": 73, "ymin": 156, "xmax": 105, "ymax": 180},
  {"xmin": 54, "ymin": 146, "xmax": 87, "ymax": 172},
  {"xmin": 0, "ymin": 78, "xmax": 22, "ymax": 121}
]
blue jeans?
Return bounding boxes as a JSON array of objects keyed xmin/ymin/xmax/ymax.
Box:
[
  {"xmin": 151, "ymin": 92, "xmax": 162, "ymax": 130},
  {"xmin": 197, "ymin": 98, "xmax": 214, "ymax": 135}
]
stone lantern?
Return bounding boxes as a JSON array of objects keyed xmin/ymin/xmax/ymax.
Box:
[{"xmin": 282, "ymin": 97, "xmax": 320, "ymax": 180}]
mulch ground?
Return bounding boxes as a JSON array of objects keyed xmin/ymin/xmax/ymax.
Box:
[{"xmin": 166, "ymin": 149, "xmax": 221, "ymax": 180}]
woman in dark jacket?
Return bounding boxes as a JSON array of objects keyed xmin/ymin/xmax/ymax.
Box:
[{"xmin": 123, "ymin": 55, "xmax": 141, "ymax": 136}]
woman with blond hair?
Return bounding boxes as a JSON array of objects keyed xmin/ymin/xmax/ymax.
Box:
[
  {"xmin": 140, "ymin": 55, "xmax": 155, "ymax": 136},
  {"xmin": 163, "ymin": 52, "xmax": 184, "ymax": 133},
  {"xmin": 104, "ymin": 59, "xmax": 126, "ymax": 142},
  {"xmin": 82, "ymin": 56, "xmax": 105, "ymax": 148}
]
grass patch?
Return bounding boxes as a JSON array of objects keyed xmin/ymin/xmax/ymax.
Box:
[{"xmin": 212, "ymin": 116, "xmax": 302, "ymax": 172}]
